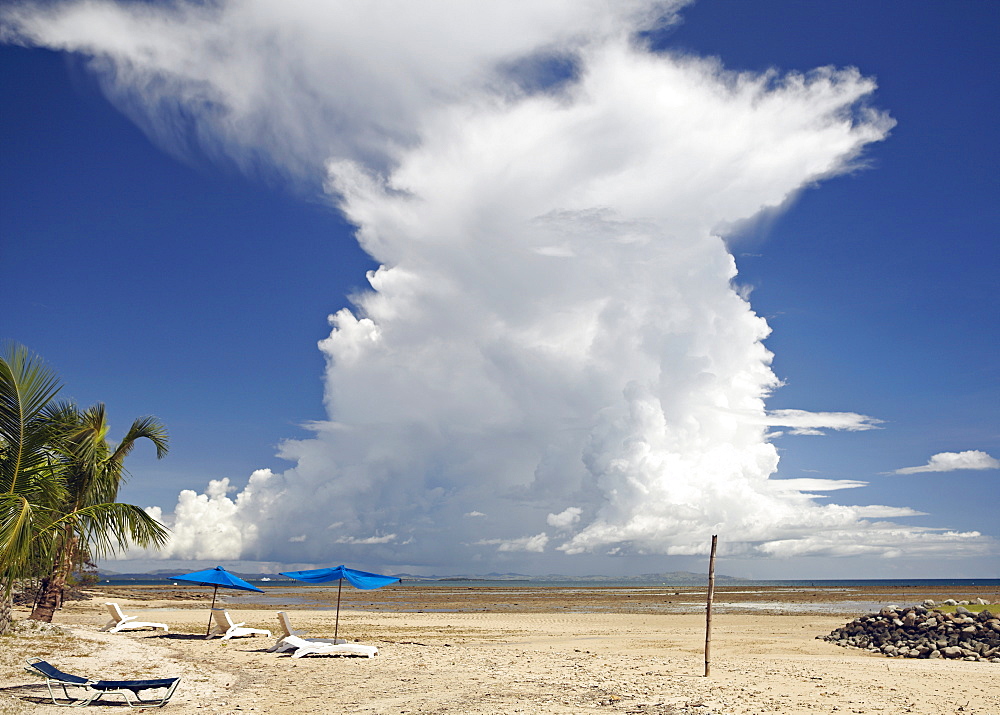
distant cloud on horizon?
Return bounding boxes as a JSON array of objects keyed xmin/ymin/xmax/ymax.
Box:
[
  {"xmin": 476, "ymin": 533, "xmax": 550, "ymax": 553},
  {"xmin": 10, "ymin": 0, "xmax": 994, "ymax": 572},
  {"xmin": 889, "ymin": 450, "xmax": 1000, "ymax": 475}
]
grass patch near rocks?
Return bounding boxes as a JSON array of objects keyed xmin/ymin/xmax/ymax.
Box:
[{"xmin": 933, "ymin": 603, "xmax": 991, "ymax": 614}]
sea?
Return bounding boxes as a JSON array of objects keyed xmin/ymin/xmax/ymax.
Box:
[
  {"xmin": 98, "ymin": 577, "xmax": 1000, "ymax": 588},
  {"xmin": 94, "ymin": 577, "xmax": 999, "ymax": 615}
]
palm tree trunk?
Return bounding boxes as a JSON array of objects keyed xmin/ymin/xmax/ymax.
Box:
[
  {"xmin": 29, "ymin": 532, "xmax": 77, "ymax": 623},
  {"xmin": 30, "ymin": 575, "xmax": 65, "ymax": 622},
  {"xmin": 0, "ymin": 589, "xmax": 13, "ymax": 635}
]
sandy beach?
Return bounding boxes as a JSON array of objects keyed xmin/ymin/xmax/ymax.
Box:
[{"xmin": 2, "ymin": 584, "xmax": 997, "ymax": 714}]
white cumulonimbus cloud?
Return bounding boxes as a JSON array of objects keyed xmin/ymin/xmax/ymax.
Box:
[
  {"xmin": 891, "ymin": 451, "xmax": 1000, "ymax": 475},
  {"xmin": 5, "ymin": 0, "xmax": 992, "ymax": 570}
]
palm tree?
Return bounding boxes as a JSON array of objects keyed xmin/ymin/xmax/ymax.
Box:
[
  {"xmin": 1, "ymin": 343, "xmax": 171, "ymax": 629},
  {"xmin": 0, "ymin": 343, "xmax": 66, "ymax": 634},
  {"xmin": 29, "ymin": 403, "xmax": 170, "ymax": 622}
]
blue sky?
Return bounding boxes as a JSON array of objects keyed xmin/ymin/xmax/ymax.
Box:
[{"xmin": 2, "ymin": 0, "xmax": 997, "ymax": 578}]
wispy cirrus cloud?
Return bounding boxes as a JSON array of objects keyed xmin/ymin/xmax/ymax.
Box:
[
  {"xmin": 763, "ymin": 409, "xmax": 884, "ymax": 436},
  {"xmin": 889, "ymin": 450, "xmax": 1000, "ymax": 475},
  {"xmin": 333, "ymin": 534, "xmax": 398, "ymax": 545},
  {"xmin": 768, "ymin": 478, "xmax": 869, "ymax": 492}
]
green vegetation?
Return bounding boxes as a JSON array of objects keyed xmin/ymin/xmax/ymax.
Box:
[
  {"xmin": 933, "ymin": 603, "xmax": 993, "ymax": 614},
  {"xmin": 0, "ymin": 343, "xmax": 170, "ymax": 633}
]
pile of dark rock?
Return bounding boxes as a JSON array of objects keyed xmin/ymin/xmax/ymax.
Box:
[{"xmin": 820, "ymin": 604, "xmax": 999, "ymax": 663}]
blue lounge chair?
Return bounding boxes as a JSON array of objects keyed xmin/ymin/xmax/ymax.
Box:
[{"xmin": 24, "ymin": 657, "xmax": 180, "ymax": 708}]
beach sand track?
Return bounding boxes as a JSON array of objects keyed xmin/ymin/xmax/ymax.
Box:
[{"xmin": 2, "ymin": 588, "xmax": 998, "ymax": 714}]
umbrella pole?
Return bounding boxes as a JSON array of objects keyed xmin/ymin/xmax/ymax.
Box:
[
  {"xmin": 206, "ymin": 585, "xmax": 219, "ymax": 637},
  {"xmin": 334, "ymin": 578, "xmax": 343, "ymax": 641}
]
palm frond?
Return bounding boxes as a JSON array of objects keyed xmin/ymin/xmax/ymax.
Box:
[
  {"xmin": 1, "ymin": 344, "xmax": 64, "ymax": 496},
  {"xmin": 0, "ymin": 493, "xmax": 58, "ymax": 580},
  {"xmin": 0, "ymin": 344, "xmax": 63, "ymax": 437},
  {"xmin": 66, "ymin": 502, "xmax": 170, "ymax": 558},
  {"xmin": 109, "ymin": 415, "xmax": 170, "ymax": 463}
]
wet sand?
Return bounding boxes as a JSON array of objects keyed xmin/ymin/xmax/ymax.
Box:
[
  {"xmin": 2, "ymin": 584, "xmax": 997, "ymax": 714},
  {"xmin": 105, "ymin": 581, "xmax": 1000, "ymax": 616}
]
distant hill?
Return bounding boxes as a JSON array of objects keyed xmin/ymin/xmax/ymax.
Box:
[{"xmin": 95, "ymin": 568, "xmax": 296, "ymax": 582}]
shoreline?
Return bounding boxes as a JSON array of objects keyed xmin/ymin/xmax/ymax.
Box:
[{"xmin": 86, "ymin": 582, "xmax": 1000, "ymax": 617}]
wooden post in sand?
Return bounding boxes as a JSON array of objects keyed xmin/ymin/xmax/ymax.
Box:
[{"xmin": 704, "ymin": 534, "xmax": 718, "ymax": 677}]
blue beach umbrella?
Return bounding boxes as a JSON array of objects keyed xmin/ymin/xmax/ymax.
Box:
[
  {"xmin": 172, "ymin": 566, "xmax": 264, "ymax": 635},
  {"xmin": 279, "ymin": 565, "xmax": 400, "ymax": 640}
]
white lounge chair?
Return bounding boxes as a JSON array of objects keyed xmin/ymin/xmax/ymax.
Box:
[
  {"xmin": 101, "ymin": 603, "xmax": 169, "ymax": 634},
  {"xmin": 280, "ymin": 634, "xmax": 378, "ymax": 659},
  {"xmin": 267, "ymin": 611, "xmax": 347, "ymax": 653},
  {"xmin": 208, "ymin": 608, "xmax": 272, "ymax": 640}
]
